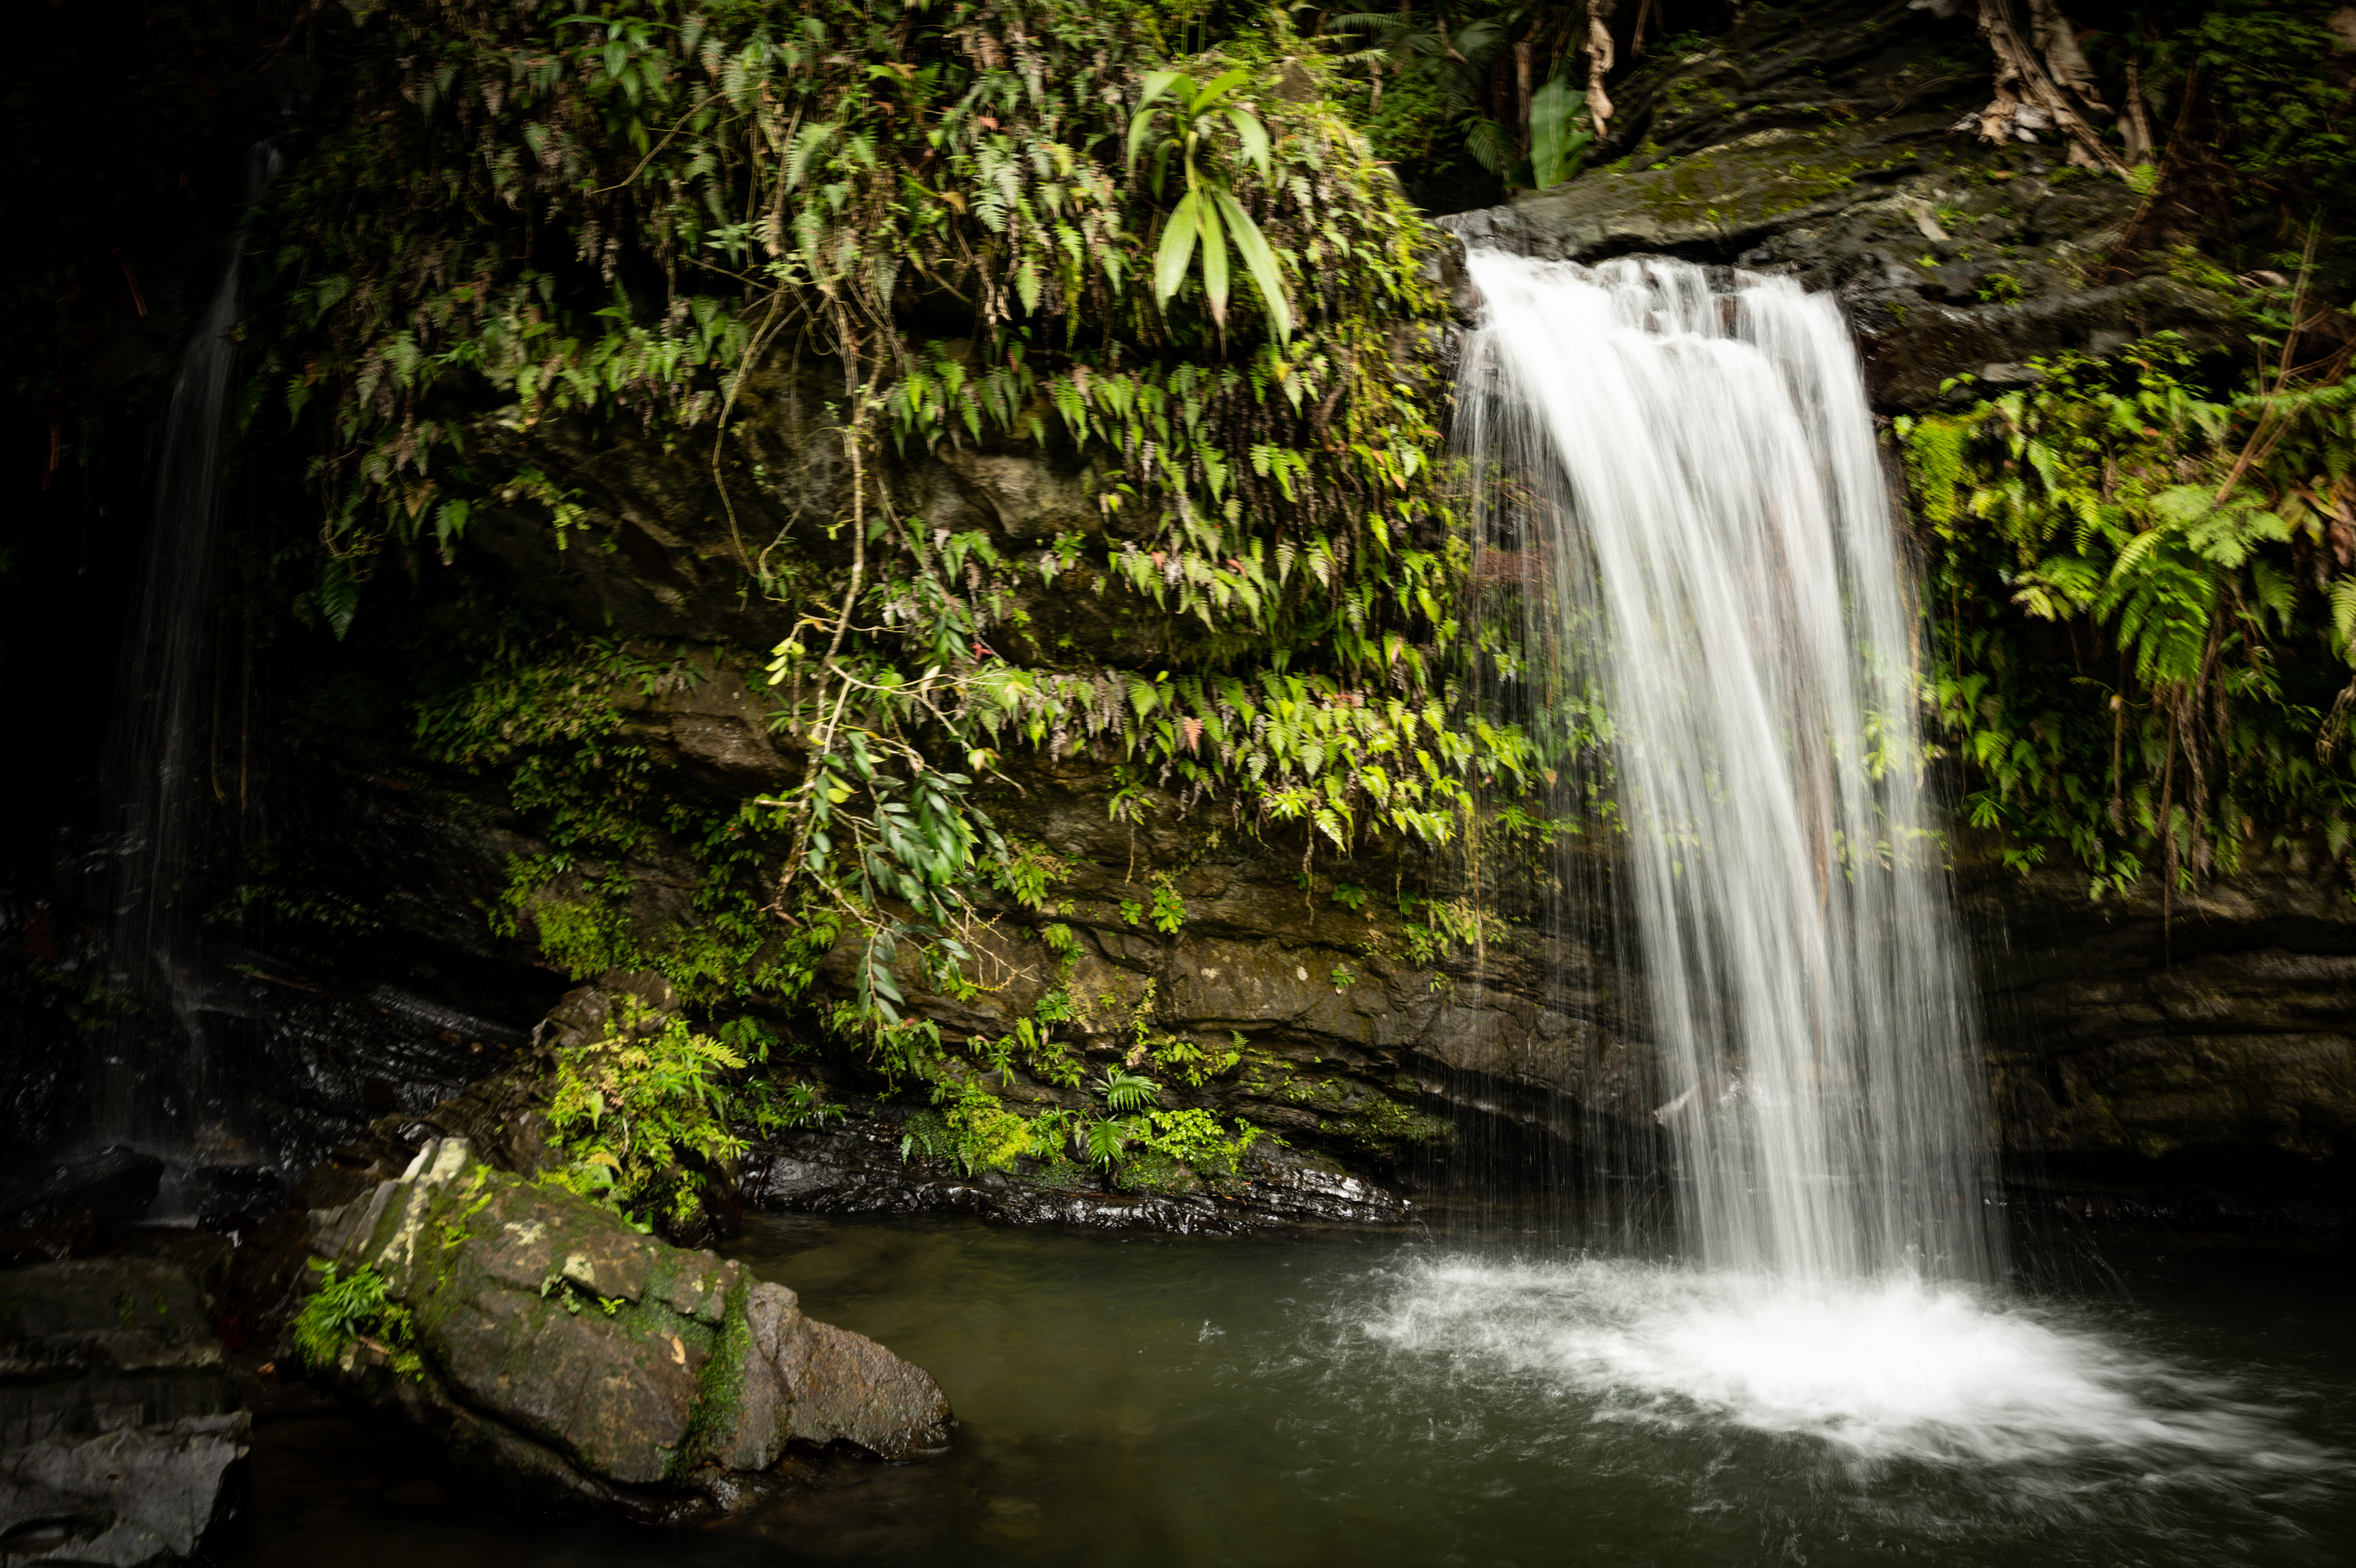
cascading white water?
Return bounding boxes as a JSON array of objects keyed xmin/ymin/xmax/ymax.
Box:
[{"xmin": 1458, "ymin": 249, "xmax": 1996, "ymax": 1283}]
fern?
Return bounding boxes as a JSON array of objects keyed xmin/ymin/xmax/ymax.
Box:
[{"xmin": 1093, "ymin": 1067, "xmax": 1161, "ymax": 1113}]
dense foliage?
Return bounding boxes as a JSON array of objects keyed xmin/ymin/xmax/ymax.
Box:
[
  {"xmin": 2086, "ymin": 0, "xmax": 2356, "ymax": 237},
  {"xmin": 1909, "ymin": 325, "xmax": 2356, "ymax": 897},
  {"xmin": 24, "ymin": 0, "xmax": 2356, "ymax": 1190},
  {"xmin": 291, "ymin": 1260, "xmax": 422, "ymax": 1378},
  {"xmin": 1900, "ymin": 1, "xmax": 2356, "ymax": 897},
  {"xmin": 239, "ymin": 0, "xmax": 1550, "ymax": 1172},
  {"xmin": 543, "ymin": 998, "xmax": 834, "ymax": 1233}
]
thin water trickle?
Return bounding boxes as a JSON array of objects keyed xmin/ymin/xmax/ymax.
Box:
[
  {"xmin": 1458, "ymin": 249, "xmax": 1997, "ymax": 1283},
  {"xmin": 96, "ymin": 139, "xmax": 281, "ymax": 1150}
]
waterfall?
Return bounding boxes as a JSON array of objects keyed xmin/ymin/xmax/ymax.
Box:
[
  {"xmin": 1459, "ymin": 250, "xmax": 1998, "ymax": 1283},
  {"xmin": 96, "ymin": 141, "xmax": 281, "ymax": 1148}
]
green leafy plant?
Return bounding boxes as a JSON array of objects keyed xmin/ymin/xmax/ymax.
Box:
[
  {"xmin": 1129, "ymin": 67, "xmax": 1294, "ymax": 340},
  {"xmin": 1525, "ymin": 73, "xmax": 1592, "ymax": 190},
  {"xmin": 1151, "ymin": 1032, "xmax": 1240, "ymax": 1088},
  {"xmin": 1082, "ymin": 1115, "xmax": 1138, "ymax": 1169},
  {"xmin": 1148, "ymin": 872, "xmax": 1189, "ymax": 934},
  {"xmin": 254, "ymin": 0, "xmax": 1540, "ymax": 1104},
  {"xmin": 1137, "ymin": 1105, "xmax": 1260, "ymax": 1176},
  {"xmin": 544, "ymin": 1000, "xmax": 833, "ymax": 1233},
  {"xmin": 900, "ymin": 1080, "xmax": 1043, "ymax": 1175},
  {"xmin": 291, "ymin": 1262, "xmax": 421, "ymax": 1379},
  {"xmin": 1094, "ymin": 1066, "xmax": 1163, "ymax": 1113},
  {"xmin": 1902, "ymin": 331, "xmax": 2356, "ymax": 897}
]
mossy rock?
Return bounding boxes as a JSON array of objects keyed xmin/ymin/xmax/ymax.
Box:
[
  {"xmin": 301, "ymin": 1137, "xmax": 951, "ymax": 1514},
  {"xmin": 1113, "ymin": 1151, "xmax": 1202, "ymax": 1196}
]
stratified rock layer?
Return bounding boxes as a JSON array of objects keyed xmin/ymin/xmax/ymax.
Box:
[
  {"xmin": 1966, "ymin": 860, "xmax": 2356, "ymax": 1200},
  {"xmin": 0, "ymin": 1257, "xmax": 248, "ymax": 1566}
]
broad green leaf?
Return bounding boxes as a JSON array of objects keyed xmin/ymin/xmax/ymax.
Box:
[
  {"xmin": 1191, "ymin": 67, "xmax": 1251, "ymax": 114},
  {"xmin": 1136, "ymin": 69, "xmax": 1186, "ymax": 115},
  {"xmin": 1213, "ymin": 190, "xmax": 1293, "ymax": 341},
  {"xmin": 1529, "ymin": 76, "xmax": 1591, "ymax": 189},
  {"xmin": 1153, "ymin": 189, "xmax": 1202, "ymax": 304},
  {"xmin": 1125, "ymin": 106, "xmax": 1161, "ymax": 169},
  {"xmin": 1227, "ymin": 108, "xmax": 1271, "ymax": 182},
  {"xmin": 1199, "ymin": 196, "xmax": 1230, "ymax": 325}
]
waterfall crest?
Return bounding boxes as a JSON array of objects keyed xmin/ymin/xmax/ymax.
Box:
[{"xmin": 1460, "ymin": 250, "xmax": 1997, "ymax": 1283}]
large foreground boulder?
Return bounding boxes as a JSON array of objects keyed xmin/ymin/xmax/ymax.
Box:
[
  {"xmin": 299, "ymin": 1137, "xmax": 949, "ymax": 1518},
  {"xmin": 0, "ymin": 1256, "xmax": 248, "ymax": 1566}
]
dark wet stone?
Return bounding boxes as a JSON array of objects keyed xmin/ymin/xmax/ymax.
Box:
[
  {"xmin": 179, "ymin": 1166, "xmax": 290, "ymax": 1238},
  {"xmin": 0, "ymin": 1259, "xmax": 245, "ymax": 1565},
  {"xmin": 743, "ymin": 1118, "xmax": 1414, "ymax": 1233},
  {"xmin": 0, "ymin": 1413, "xmax": 249, "ymax": 1568},
  {"xmin": 0, "ymin": 1150, "xmax": 163, "ymax": 1231}
]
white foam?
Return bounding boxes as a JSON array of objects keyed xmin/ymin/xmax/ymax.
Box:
[{"xmin": 1349, "ymin": 1256, "xmax": 2328, "ymax": 1475}]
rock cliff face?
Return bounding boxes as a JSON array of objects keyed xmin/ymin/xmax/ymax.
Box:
[
  {"xmin": 282, "ymin": 715, "xmax": 2349, "ymax": 1224},
  {"xmin": 1964, "ymin": 858, "xmax": 2355, "ymax": 1205},
  {"xmin": 1436, "ymin": 0, "xmax": 2242, "ymax": 409}
]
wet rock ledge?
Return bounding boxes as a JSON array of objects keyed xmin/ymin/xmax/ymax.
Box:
[
  {"xmin": 0, "ymin": 1250, "xmax": 247, "ymax": 1568},
  {"xmin": 746, "ymin": 1115, "xmax": 1411, "ymax": 1235},
  {"xmin": 1436, "ymin": 0, "xmax": 2242, "ymax": 412}
]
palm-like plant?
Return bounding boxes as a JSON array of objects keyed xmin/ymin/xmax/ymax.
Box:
[
  {"xmin": 1327, "ymin": 11, "xmax": 1513, "ymax": 170},
  {"xmin": 1093, "ymin": 1066, "xmax": 1163, "ymax": 1113},
  {"xmin": 1082, "ymin": 1116, "xmax": 1135, "ymax": 1169},
  {"xmin": 1127, "ymin": 68, "xmax": 1294, "ymax": 341}
]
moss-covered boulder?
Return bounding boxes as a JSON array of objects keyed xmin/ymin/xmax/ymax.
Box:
[{"xmin": 300, "ymin": 1137, "xmax": 949, "ymax": 1518}]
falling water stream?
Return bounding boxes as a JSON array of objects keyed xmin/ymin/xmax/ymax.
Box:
[
  {"xmin": 96, "ymin": 140, "xmax": 280, "ymax": 1152},
  {"xmin": 1458, "ymin": 248, "xmax": 1994, "ymax": 1284}
]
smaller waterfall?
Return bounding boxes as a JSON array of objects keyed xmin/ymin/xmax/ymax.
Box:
[
  {"xmin": 96, "ymin": 141, "xmax": 281, "ymax": 1147},
  {"xmin": 1459, "ymin": 250, "xmax": 1997, "ymax": 1283}
]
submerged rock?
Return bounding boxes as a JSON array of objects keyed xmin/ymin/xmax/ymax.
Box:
[
  {"xmin": 298, "ymin": 1137, "xmax": 950, "ymax": 1518},
  {"xmin": 0, "ymin": 1257, "xmax": 248, "ymax": 1566}
]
